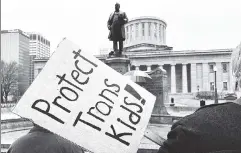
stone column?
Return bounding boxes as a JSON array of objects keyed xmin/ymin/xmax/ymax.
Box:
[
  {"xmin": 171, "ymin": 64, "xmax": 176, "ymax": 93},
  {"xmin": 151, "ymin": 22, "xmax": 154, "ymax": 41},
  {"xmin": 191, "ymin": 63, "xmax": 197, "ymax": 92},
  {"xmin": 133, "ymin": 24, "xmax": 136, "ymax": 41},
  {"xmin": 216, "ymin": 62, "xmax": 222, "ymax": 92},
  {"xmin": 163, "ymin": 26, "xmax": 166, "ymax": 45},
  {"xmin": 202, "ymin": 62, "xmax": 209, "ymax": 91},
  {"xmin": 159, "ymin": 64, "xmax": 163, "ymax": 69},
  {"xmin": 157, "ymin": 24, "xmax": 160, "ymax": 44},
  {"xmin": 139, "ymin": 22, "xmax": 142, "ymax": 41},
  {"xmin": 145, "ymin": 22, "xmax": 148, "ymax": 41},
  {"xmin": 160, "ymin": 24, "xmax": 163, "ymax": 44},
  {"xmin": 229, "ymin": 62, "xmax": 233, "ymax": 92},
  {"xmin": 147, "ymin": 65, "xmax": 151, "ymax": 72},
  {"xmin": 136, "ymin": 66, "xmax": 140, "ymax": 70},
  {"xmin": 128, "ymin": 64, "xmax": 131, "ymax": 72},
  {"xmin": 128, "ymin": 25, "xmax": 131, "ymax": 43},
  {"xmin": 182, "ymin": 64, "xmax": 188, "ymax": 93}
]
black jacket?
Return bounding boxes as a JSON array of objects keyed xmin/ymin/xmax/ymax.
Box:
[
  {"xmin": 158, "ymin": 102, "xmax": 241, "ymax": 153},
  {"xmin": 7, "ymin": 125, "xmax": 85, "ymax": 153}
]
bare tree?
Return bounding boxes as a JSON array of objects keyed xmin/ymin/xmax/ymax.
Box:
[{"xmin": 0, "ymin": 61, "xmax": 18, "ymax": 102}]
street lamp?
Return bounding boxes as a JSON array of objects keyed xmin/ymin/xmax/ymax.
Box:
[
  {"xmin": 0, "ymin": 84, "xmax": 3, "ymax": 103},
  {"xmin": 213, "ymin": 66, "xmax": 218, "ymax": 104},
  {"xmin": 197, "ymin": 85, "xmax": 200, "ymax": 98}
]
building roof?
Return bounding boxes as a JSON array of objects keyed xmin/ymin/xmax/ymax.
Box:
[
  {"xmin": 1, "ymin": 29, "xmax": 29, "ymax": 38},
  {"xmin": 95, "ymin": 48, "xmax": 233, "ymax": 59},
  {"xmin": 128, "ymin": 16, "xmax": 167, "ymax": 26},
  {"xmin": 33, "ymin": 56, "xmax": 49, "ymax": 62}
]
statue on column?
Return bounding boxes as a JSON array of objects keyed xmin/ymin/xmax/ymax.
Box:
[{"xmin": 107, "ymin": 3, "xmax": 128, "ymax": 57}]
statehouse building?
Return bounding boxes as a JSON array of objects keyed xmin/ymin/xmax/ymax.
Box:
[{"xmin": 96, "ymin": 16, "xmax": 233, "ymax": 94}]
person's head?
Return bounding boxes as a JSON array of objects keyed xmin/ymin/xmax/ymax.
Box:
[
  {"xmin": 231, "ymin": 42, "xmax": 241, "ymax": 98},
  {"xmin": 115, "ymin": 3, "xmax": 120, "ymax": 11}
]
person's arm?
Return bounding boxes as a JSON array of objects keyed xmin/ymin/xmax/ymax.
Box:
[
  {"xmin": 107, "ymin": 13, "xmax": 113, "ymax": 30},
  {"xmin": 123, "ymin": 12, "xmax": 128, "ymax": 24}
]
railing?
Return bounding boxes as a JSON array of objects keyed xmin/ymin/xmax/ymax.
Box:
[
  {"xmin": 151, "ymin": 114, "xmax": 183, "ymax": 123},
  {"xmin": 1, "ymin": 103, "xmax": 16, "ymax": 108},
  {"xmin": 1, "ymin": 118, "xmax": 33, "ymax": 130}
]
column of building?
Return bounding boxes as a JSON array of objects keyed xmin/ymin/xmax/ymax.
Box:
[
  {"xmin": 133, "ymin": 24, "xmax": 136, "ymax": 42},
  {"xmin": 191, "ymin": 63, "xmax": 197, "ymax": 92},
  {"xmin": 216, "ymin": 62, "xmax": 223, "ymax": 91},
  {"xmin": 229, "ymin": 62, "xmax": 233, "ymax": 92},
  {"xmin": 139, "ymin": 22, "xmax": 142, "ymax": 41},
  {"xmin": 162, "ymin": 25, "xmax": 165, "ymax": 44},
  {"xmin": 202, "ymin": 62, "xmax": 209, "ymax": 91},
  {"xmin": 171, "ymin": 64, "xmax": 176, "ymax": 93},
  {"xmin": 160, "ymin": 24, "xmax": 163, "ymax": 44},
  {"xmin": 151, "ymin": 22, "xmax": 155, "ymax": 41},
  {"xmin": 182, "ymin": 63, "xmax": 188, "ymax": 93},
  {"xmin": 147, "ymin": 65, "xmax": 151, "ymax": 72},
  {"xmin": 157, "ymin": 24, "xmax": 160, "ymax": 44},
  {"xmin": 145, "ymin": 22, "xmax": 148, "ymax": 41}
]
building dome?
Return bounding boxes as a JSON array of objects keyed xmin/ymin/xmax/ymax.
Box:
[{"xmin": 124, "ymin": 16, "xmax": 168, "ymax": 51}]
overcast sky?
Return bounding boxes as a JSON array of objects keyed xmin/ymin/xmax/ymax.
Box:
[{"xmin": 2, "ymin": 0, "xmax": 241, "ymax": 55}]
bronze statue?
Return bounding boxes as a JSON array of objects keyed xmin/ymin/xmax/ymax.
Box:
[{"xmin": 107, "ymin": 3, "xmax": 128, "ymax": 57}]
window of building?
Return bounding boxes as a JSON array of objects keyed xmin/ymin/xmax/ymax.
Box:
[
  {"xmin": 37, "ymin": 68, "xmax": 42, "ymax": 74},
  {"xmin": 130, "ymin": 65, "xmax": 136, "ymax": 70},
  {"xmin": 140, "ymin": 65, "xmax": 147, "ymax": 71},
  {"xmin": 38, "ymin": 35, "xmax": 40, "ymax": 41},
  {"xmin": 223, "ymin": 82, "xmax": 228, "ymax": 90},
  {"xmin": 33, "ymin": 34, "xmax": 36, "ymax": 40},
  {"xmin": 209, "ymin": 64, "xmax": 215, "ymax": 73},
  {"xmin": 210, "ymin": 82, "xmax": 214, "ymax": 91},
  {"xmin": 142, "ymin": 23, "xmax": 145, "ymax": 37},
  {"xmin": 148, "ymin": 23, "xmax": 151, "ymax": 36},
  {"xmin": 222, "ymin": 63, "xmax": 228, "ymax": 73},
  {"xmin": 136, "ymin": 23, "xmax": 139, "ymax": 39}
]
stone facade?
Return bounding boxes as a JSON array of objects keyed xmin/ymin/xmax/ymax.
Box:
[{"xmin": 97, "ymin": 16, "xmax": 233, "ymax": 94}]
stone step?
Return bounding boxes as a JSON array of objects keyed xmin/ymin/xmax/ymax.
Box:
[
  {"xmin": 168, "ymin": 93, "xmax": 195, "ymax": 99},
  {"xmin": 1, "ymin": 118, "xmax": 33, "ymax": 130}
]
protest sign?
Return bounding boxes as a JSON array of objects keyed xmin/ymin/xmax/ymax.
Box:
[{"xmin": 13, "ymin": 39, "xmax": 156, "ymax": 153}]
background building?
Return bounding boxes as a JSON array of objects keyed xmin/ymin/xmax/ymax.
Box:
[
  {"xmin": 97, "ymin": 16, "xmax": 233, "ymax": 95},
  {"xmin": 1, "ymin": 29, "xmax": 30, "ymax": 96},
  {"xmin": 33, "ymin": 57, "xmax": 49, "ymax": 80},
  {"xmin": 28, "ymin": 32, "xmax": 50, "ymax": 84}
]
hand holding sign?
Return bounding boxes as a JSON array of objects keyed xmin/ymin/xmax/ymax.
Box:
[{"xmin": 13, "ymin": 39, "xmax": 156, "ymax": 153}]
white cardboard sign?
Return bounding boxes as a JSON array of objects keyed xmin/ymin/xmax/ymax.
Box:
[{"xmin": 13, "ymin": 39, "xmax": 156, "ymax": 153}]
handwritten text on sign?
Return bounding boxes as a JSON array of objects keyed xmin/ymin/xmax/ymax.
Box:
[{"xmin": 13, "ymin": 39, "xmax": 156, "ymax": 153}]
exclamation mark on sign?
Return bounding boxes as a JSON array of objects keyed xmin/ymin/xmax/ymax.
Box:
[{"xmin": 124, "ymin": 84, "xmax": 146, "ymax": 105}]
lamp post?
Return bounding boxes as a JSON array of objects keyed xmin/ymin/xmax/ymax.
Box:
[
  {"xmin": 213, "ymin": 66, "xmax": 218, "ymax": 104},
  {"xmin": 197, "ymin": 85, "xmax": 200, "ymax": 98},
  {"xmin": 1, "ymin": 84, "xmax": 3, "ymax": 103},
  {"xmin": 197, "ymin": 85, "xmax": 199, "ymax": 94}
]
